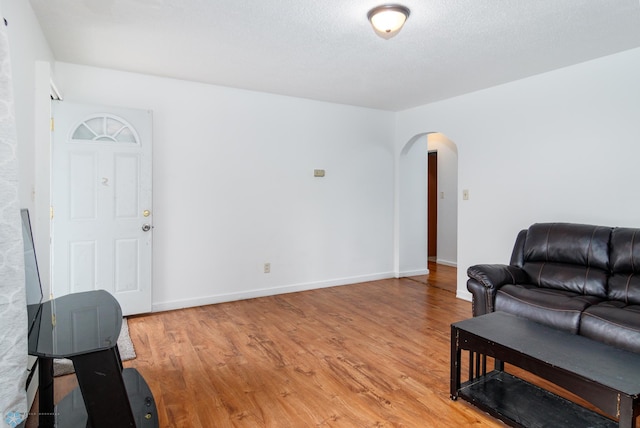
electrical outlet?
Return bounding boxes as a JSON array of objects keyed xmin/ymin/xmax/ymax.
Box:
[{"xmin": 264, "ymin": 263, "xmax": 271, "ymax": 274}]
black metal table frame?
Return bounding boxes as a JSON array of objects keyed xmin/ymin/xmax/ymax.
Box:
[{"xmin": 450, "ymin": 313, "xmax": 640, "ymax": 428}]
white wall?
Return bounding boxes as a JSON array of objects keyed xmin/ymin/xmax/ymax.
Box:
[
  {"xmin": 53, "ymin": 62, "xmax": 396, "ymax": 311},
  {"xmin": 396, "ymin": 47, "xmax": 640, "ymax": 300},
  {"xmin": 1, "ymin": 0, "xmax": 54, "ymax": 296},
  {"xmin": 427, "ymin": 133, "xmax": 457, "ymax": 266},
  {"xmin": 1, "ymin": 0, "xmax": 53, "ymax": 207}
]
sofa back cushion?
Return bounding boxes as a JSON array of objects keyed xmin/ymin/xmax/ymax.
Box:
[
  {"xmin": 521, "ymin": 223, "xmax": 612, "ymax": 297},
  {"xmin": 608, "ymin": 227, "xmax": 640, "ymax": 304}
]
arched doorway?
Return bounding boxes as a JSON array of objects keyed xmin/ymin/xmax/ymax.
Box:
[{"xmin": 397, "ymin": 132, "xmax": 458, "ymax": 276}]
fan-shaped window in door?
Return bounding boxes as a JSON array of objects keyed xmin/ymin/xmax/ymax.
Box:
[{"xmin": 72, "ymin": 115, "xmax": 139, "ymax": 144}]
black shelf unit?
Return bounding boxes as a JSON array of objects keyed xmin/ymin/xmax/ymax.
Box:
[{"xmin": 29, "ymin": 290, "xmax": 158, "ymax": 428}]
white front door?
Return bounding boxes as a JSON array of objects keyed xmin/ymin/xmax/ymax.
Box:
[{"xmin": 51, "ymin": 101, "xmax": 153, "ymax": 315}]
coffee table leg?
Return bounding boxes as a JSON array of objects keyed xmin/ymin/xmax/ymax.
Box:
[
  {"xmin": 450, "ymin": 325, "xmax": 461, "ymax": 400},
  {"xmin": 618, "ymin": 396, "xmax": 635, "ymax": 428}
]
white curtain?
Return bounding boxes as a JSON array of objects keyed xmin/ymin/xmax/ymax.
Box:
[{"xmin": 0, "ymin": 8, "xmax": 28, "ymax": 427}]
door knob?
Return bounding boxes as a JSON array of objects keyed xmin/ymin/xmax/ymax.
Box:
[{"xmin": 142, "ymin": 224, "xmax": 151, "ymax": 232}]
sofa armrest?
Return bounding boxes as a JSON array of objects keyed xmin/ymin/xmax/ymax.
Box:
[{"xmin": 467, "ymin": 264, "xmax": 528, "ymax": 316}]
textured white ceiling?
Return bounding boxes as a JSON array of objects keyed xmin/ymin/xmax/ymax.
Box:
[{"xmin": 28, "ymin": 0, "xmax": 640, "ymax": 111}]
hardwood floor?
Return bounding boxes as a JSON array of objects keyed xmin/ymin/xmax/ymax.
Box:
[
  {"xmin": 28, "ymin": 263, "xmax": 633, "ymax": 427},
  {"xmin": 126, "ymin": 262, "xmax": 496, "ymax": 427}
]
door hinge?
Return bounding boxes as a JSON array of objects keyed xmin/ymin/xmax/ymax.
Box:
[
  {"xmin": 50, "ymin": 206, "xmax": 54, "ymax": 220},
  {"xmin": 50, "ymin": 117, "xmax": 54, "ymax": 131}
]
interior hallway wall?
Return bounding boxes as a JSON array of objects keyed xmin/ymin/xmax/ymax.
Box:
[{"xmin": 396, "ymin": 133, "xmax": 429, "ymax": 277}]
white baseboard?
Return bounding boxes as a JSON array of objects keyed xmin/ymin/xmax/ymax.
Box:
[
  {"xmin": 395, "ymin": 268, "xmax": 430, "ymax": 278},
  {"xmin": 456, "ymin": 289, "xmax": 472, "ymax": 302},
  {"xmin": 435, "ymin": 259, "xmax": 457, "ymax": 267},
  {"xmin": 152, "ymin": 271, "xmax": 395, "ymax": 313}
]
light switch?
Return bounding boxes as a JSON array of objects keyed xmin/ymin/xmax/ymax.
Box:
[
  {"xmin": 462, "ymin": 189, "xmax": 469, "ymax": 200},
  {"xmin": 314, "ymin": 169, "xmax": 325, "ymax": 177}
]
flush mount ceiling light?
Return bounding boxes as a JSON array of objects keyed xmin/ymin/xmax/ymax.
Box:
[{"xmin": 367, "ymin": 4, "xmax": 411, "ymax": 39}]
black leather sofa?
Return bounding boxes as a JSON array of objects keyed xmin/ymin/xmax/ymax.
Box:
[{"xmin": 467, "ymin": 222, "xmax": 640, "ymax": 354}]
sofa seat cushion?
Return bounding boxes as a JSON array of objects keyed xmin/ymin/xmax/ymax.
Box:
[
  {"xmin": 580, "ymin": 301, "xmax": 640, "ymax": 354},
  {"xmin": 495, "ymin": 284, "xmax": 602, "ymax": 333}
]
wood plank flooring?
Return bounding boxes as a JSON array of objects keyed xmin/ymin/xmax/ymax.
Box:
[
  {"xmin": 126, "ymin": 263, "xmax": 496, "ymax": 427},
  {"xmin": 28, "ymin": 263, "xmax": 635, "ymax": 427}
]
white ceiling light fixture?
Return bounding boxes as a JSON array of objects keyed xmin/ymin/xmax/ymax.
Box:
[{"xmin": 367, "ymin": 4, "xmax": 411, "ymax": 39}]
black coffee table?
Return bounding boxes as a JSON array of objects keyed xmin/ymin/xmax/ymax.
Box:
[{"xmin": 450, "ymin": 311, "xmax": 640, "ymax": 427}]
